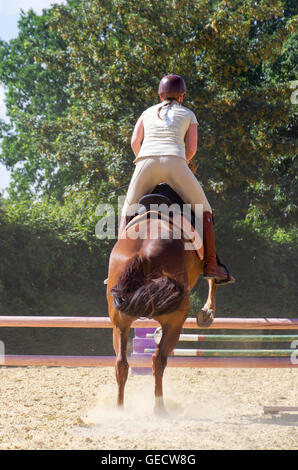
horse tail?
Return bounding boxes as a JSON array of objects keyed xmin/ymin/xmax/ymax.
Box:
[{"xmin": 110, "ymin": 255, "xmax": 185, "ymax": 317}]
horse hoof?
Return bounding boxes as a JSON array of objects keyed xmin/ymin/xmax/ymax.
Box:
[
  {"xmin": 154, "ymin": 405, "xmax": 168, "ymax": 418},
  {"xmin": 154, "ymin": 397, "xmax": 168, "ymax": 417},
  {"xmin": 196, "ymin": 309, "xmax": 214, "ymax": 328}
]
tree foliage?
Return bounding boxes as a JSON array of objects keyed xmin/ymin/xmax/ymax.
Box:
[
  {"xmin": 0, "ymin": 5, "xmax": 77, "ymax": 200},
  {"xmin": 0, "ymin": 0, "xmax": 296, "ymax": 226}
]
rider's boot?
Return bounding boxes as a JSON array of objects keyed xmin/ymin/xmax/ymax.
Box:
[{"xmin": 203, "ymin": 211, "xmax": 233, "ymax": 282}]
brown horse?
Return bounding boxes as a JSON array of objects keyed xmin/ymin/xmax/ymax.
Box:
[{"xmin": 106, "ymin": 209, "xmax": 217, "ymax": 414}]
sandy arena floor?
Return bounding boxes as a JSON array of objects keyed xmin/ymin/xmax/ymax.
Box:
[{"xmin": 0, "ymin": 367, "xmax": 297, "ymax": 450}]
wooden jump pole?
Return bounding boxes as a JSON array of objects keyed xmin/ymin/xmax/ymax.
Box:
[
  {"xmin": 1, "ymin": 316, "xmax": 297, "ymax": 369},
  {"xmin": 146, "ymin": 333, "xmax": 298, "ymax": 342},
  {"xmin": 263, "ymin": 406, "xmax": 298, "ymax": 414},
  {"xmin": 131, "ymin": 319, "xmax": 298, "ymax": 373},
  {"xmin": 144, "ymin": 348, "xmax": 296, "ymax": 357},
  {"xmin": 3, "ymin": 355, "xmax": 298, "ymax": 368},
  {"xmin": 0, "ymin": 316, "xmax": 298, "ymax": 329}
]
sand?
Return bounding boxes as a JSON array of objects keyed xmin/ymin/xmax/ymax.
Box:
[{"xmin": 0, "ymin": 366, "xmax": 297, "ymax": 450}]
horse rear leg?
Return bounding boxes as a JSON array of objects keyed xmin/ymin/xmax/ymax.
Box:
[
  {"xmin": 113, "ymin": 324, "xmax": 131, "ymax": 407},
  {"xmin": 197, "ymin": 278, "xmax": 217, "ymax": 327},
  {"xmin": 152, "ymin": 316, "xmax": 187, "ymax": 414}
]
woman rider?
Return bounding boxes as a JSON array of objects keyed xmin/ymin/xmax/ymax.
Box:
[{"xmin": 118, "ymin": 74, "xmax": 234, "ymax": 283}]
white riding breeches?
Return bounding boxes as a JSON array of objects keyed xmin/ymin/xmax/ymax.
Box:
[{"xmin": 121, "ymin": 155, "xmax": 212, "ymax": 217}]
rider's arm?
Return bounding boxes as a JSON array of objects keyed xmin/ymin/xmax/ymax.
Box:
[
  {"xmin": 185, "ymin": 123, "xmax": 198, "ymax": 161},
  {"xmin": 131, "ymin": 117, "xmax": 144, "ymax": 158}
]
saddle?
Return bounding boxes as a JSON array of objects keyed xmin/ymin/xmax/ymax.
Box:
[
  {"xmin": 124, "ymin": 183, "xmax": 204, "ymax": 260},
  {"xmin": 124, "ymin": 183, "xmax": 233, "ymax": 285}
]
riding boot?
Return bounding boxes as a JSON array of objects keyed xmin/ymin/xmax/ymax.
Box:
[{"xmin": 203, "ymin": 211, "xmax": 230, "ymax": 281}]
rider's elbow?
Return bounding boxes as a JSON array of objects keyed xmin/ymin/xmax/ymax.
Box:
[
  {"xmin": 131, "ymin": 138, "xmax": 138, "ymax": 152},
  {"xmin": 131, "ymin": 138, "xmax": 141, "ymax": 157}
]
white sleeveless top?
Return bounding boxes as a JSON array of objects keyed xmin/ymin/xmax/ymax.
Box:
[{"xmin": 137, "ymin": 101, "xmax": 198, "ymax": 160}]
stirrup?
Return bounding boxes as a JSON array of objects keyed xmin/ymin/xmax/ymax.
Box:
[{"xmin": 214, "ymin": 255, "xmax": 235, "ymax": 285}]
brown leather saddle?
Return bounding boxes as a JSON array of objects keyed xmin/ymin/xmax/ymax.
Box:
[
  {"xmin": 125, "ymin": 185, "xmax": 203, "ymax": 259},
  {"xmin": 126, "ymin": 183, "xmax": 233, "ymax": 285}
]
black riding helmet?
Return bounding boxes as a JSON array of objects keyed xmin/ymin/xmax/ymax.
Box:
[{"xmin": 158, "ymin": 74, "xmax": 186, "ymax": 98}]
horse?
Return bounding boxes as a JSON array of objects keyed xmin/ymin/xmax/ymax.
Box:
[{"xmin": 106, "ymin": 186, "xmax": 217, "ymax": 414}]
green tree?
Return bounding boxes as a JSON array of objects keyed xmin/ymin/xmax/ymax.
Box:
[
  {"xmin": 0, "ymin": 0, "xmax": 297, "ymax": 223},
  {"xmin": 0, "ymin": 4, "xmax": 80, "ymax": 201},
  {"xmin": 41, "ymin": 1, "xmax": 298, "ymax": 220}
]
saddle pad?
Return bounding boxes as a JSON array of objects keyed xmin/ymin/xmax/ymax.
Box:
[{"xmin": 122, "ymin": 211, "xmax": 204, "ymax": 260}]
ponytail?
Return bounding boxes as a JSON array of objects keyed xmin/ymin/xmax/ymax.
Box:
[{"xmin": 157, "ymin": 97, "xmax": 176, "ymax": 120}]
